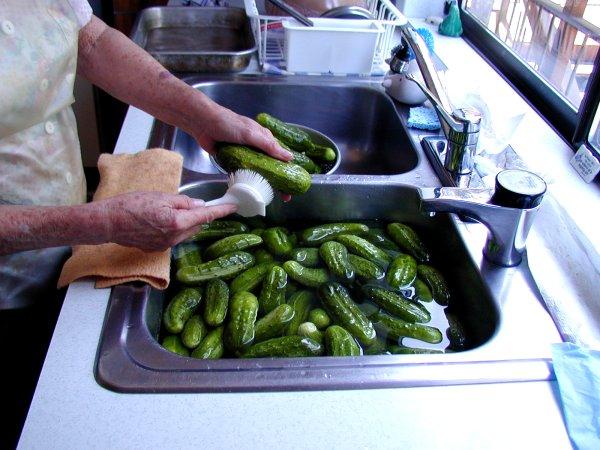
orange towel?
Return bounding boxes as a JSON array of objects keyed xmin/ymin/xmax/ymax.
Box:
[{"xmin": 58, "ymin": 148, "xmax": 183, "ymax": 290}]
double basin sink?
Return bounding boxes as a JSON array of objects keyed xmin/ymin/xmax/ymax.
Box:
[{"xmin": 95, "ymin": 75, "xmax": 560, "ymax": 392}]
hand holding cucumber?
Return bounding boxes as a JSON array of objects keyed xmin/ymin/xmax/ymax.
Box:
[{"xmin": 190, "ymin": 103, "xmax": 293, "ymax": 162}]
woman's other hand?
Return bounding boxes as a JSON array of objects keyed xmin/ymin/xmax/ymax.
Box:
[
  {"xmin": 191, "ymin": 103, "xmax": 293, "ymax": 162},
  {"xmin": 99, "ymin": 192, "xmax": 236, "ymax": 252}
]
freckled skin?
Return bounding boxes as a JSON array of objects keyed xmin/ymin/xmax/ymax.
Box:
[
  {"xmin": 1, "ymin": 15, "xmax": 297, "ymax": 255},
  {"xmin": 0, "ymin": 193, "xmax": 237, "ymax": 255}
]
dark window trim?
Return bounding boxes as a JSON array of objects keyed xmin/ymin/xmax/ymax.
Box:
[{"xmin": 459, "ymin": 1, "xmax": 600, "ymax": 151}]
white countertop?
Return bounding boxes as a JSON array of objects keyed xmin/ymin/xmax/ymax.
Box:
[{"xmin": 18, "ymin": 16, "xmax": 587, "ymax": 450}]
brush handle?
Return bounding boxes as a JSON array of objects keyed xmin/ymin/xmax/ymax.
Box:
[{"xmin": 205, "ymin": 193, "xmax": 239, "ymax": 208}]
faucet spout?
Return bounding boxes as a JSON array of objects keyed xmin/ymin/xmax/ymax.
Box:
[
  {"xmin": 419, "ymin": 186, "xmax": 541, "ymax": 267},
  {"xmin": 397, "ymin": 24, "xmax": 482, "ymax": 175}
]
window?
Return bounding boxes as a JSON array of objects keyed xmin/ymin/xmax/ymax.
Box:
[
  {"xmin": 589, "ymin": 102, "xmax": 600, "ymax": 151},
  {"xmin": 460, "ymin": 0, "xmax": 600, "ymax": 153}
]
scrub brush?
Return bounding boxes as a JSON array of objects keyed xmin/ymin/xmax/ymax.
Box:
[{"xmin": 205, "ymin": 169, "xmax": 274, "ymax": 217}]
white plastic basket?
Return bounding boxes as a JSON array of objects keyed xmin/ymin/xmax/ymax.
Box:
[{"xmin": 243, "ymin": 0, "xmax": 407, "ymax": 75}]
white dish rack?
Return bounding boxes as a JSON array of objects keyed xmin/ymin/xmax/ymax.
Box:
[{"xmin": 243, "ymin": 0, "xmax": 407, "ymax": 75}]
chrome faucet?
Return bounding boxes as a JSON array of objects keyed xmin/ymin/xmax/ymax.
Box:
[
  {"xmin": 395, "ymin": 25, "xmax": 482, "ymax": 175},
  {"xmin": 419, "ymin": 170, "xmax": 547, "ymax": 267}
]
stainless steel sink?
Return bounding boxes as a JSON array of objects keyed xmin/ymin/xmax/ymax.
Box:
[
  {"xmin": 95, "ymin": 75, "xmax": 560, "ymax": 393},
  {"xmin": 95, "ymin": 178, "xmax": 558, "ymax": 393},
  {"xmin": 148, "ymin": 76, "xmax": 419, "ymax": 175}
]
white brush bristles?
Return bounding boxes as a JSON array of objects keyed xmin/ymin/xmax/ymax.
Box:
[
  {"xmin": 229, "ymin": 169, "xmax": 274, "ymax": 205},
  {"xmin": 203, "ymin": 169, "xmax": 275, "ymax": 216}
]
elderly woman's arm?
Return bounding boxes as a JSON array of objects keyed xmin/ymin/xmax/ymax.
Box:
[
  {"xmin": 0, "ymin": 193, "xmax": 236, "ymax": 255},
  {"xmin": 76, "ymin": 16, "xmax": 291, "ymax": 160}
]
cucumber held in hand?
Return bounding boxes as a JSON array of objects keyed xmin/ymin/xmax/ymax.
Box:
[{"xmin": 217, "ymin": 144, "xmax": 311, "ymax": 195}]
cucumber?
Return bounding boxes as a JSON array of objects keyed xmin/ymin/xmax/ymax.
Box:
[
  {"xmin": 372, "ymin": 311, "xmax": 442, "ymax": 344},
  {"xmin": 305, "ymin": 144, "xmax": 336, "ymax": 163},
  {"xmin": 191, "ymin": 326, "xmax": 225, "ymax": 359},
  {"xmin": 388, "ymin": 345, "xmax": 444, "ymax": 354},
  {"xmin": 254, "ymin": 304, "xmax": 295, "ymax": 342},
  {"xmin": 256, "ymin": 112, "xmax": 314, "ymax": 152},
  {"xmin": 364, "ymin": 229, "xmax": 400, "ymax": 252},
  {"xmin": 386, "ymin": 254, "xmax": 418, "ymax": 289},
  {"xmin": 243, "ymin": 336, "xmax": 323, "ymax": 358},
  {"xmin": 319, "ymin": 241, "xmax": 354, "ymax": 284},
  {"xmin": 230, "ymin": 262, "xmax": 276, "ymax": 294},
  {"xmin": 387, "ymin": 223, "xmax": 431, "ymax": 263},
  {"xmin": 301, "ymin": 223, "xmax": 369, "ymax": 246},
  {"xmin": 285, "ymin": 280, "xmax": 300, "ymax": 298},
  {"xmin": 263, "ymin": 227, "xmax": 294, "ymax": 257},
  {"xmin": 177, "ymin": 251, "xmax": 255, "ymax": 284},
  {"xmin": 173, "ymin": 243, "xmax": 202, "ymax": 272},
  {"xmin": 258, "ymin": 265, "xmax": 288, "ymax": 314},
  {"xmin": 417, "ymin": 265, "xmax": 451, "ymax": 306},
  {"xmin": 363, "ymin": 337, "xmax": 390, "ymax": 355},
  {"xmin": 318, "ymin": 282, "xmax": 376, "ymax": 346},
  {"xmin": 285, "ymin": 290, "xmax": 314, "ymax": 335},
  {"xmin": 217, "ymin": 144, "xmax": 311, "ymax": 195},
  {"xmin": 187, "ymin": 220, "xmax": 248, "ymax": 242},
  {"xmin": 348, "ymin": 254, "xmax": 385, "ymax": 281},
  {"xmin": 308, "ymin": 308, "xmax": 331, "ymax": 330},
  {"xmin": 361, "ymin": 285, "xmax": 430, "ymax": 323},
  {"xmin": 325, "ymin": 325, "xmax": 362, "ymax": 356},
  {"xmin": 413, "ymin": 278, "xmax": 433, "ymax": 303},
  {"xmin": 224, "ymin": 291, "xmax": 259, "ymax": 353},
  {"xmin": 335, "ymin": 234, "xmax": 391, "ymax": 268},
  {"xmin": 283, "ymin": 261, "xmax": 329, "ymax": 288},
  {"xmin": 290, "ymin": 247, "xmax": 321, "ymax": 267},
  {"xmin": 289, "ymin": 149, "xmax": 322, "ymax": 174},
  {"xmin": 297, "ymin": 322, "xmax": 324, "ymax": 344},
  {"xmin": 253, "ymin": 248, "xmax": 275, "ymax": 264},
  {"xmin": 446, "ymin": 313, "xmax": 467, "ymax": 351},
  {"xmin": 204, "ymin": 234, "xmax": 262, "ymax": 260},
  {"xmin": 203, "ymin": 279, "xmax": 229, "ymax": 326},
  {"xmin": 163, "ymin": 288, "xmax": 202, "ymax": 334},
  {"xmin": 162, "ymin": 335, "xmax": 189, "ymax": 357},
  {"xmin": 181, "ymin": 315, "xmax": 208, "ymax": 349}
]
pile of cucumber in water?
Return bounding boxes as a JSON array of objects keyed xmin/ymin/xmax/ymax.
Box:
[{"xmin": 161, "ymin": 220, "xmax": 467, "ymax": 359}]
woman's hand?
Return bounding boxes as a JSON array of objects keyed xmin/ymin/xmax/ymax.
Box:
[
  {"xmin": 191, "ymin": 102, "xmax": 293, "ymax": 162},
  {"xmin": 99, "ymin": 192, "xmax": 237, "ymax": 252}
]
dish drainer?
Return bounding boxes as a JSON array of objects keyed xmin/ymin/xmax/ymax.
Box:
[{"xmin": 243, "ymin": 0, "xmax": 407, "ymax": 75}]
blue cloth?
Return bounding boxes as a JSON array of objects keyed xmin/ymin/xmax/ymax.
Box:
[
  {"xmin": 551, "ymin": 342, "xmax": 600, "ymax": 450},
  {"xmin": 407, "ymin": 107, "xmax": 441, "ymax": 130}
]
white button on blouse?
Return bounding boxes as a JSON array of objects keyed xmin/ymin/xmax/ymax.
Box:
[
  {"xmin": 2, "ymin": 19, "xmax": 15, "ymax": 35},
  {"xmin": 44, "ymin": 121, "xmax": 55, "ymax": 134}
]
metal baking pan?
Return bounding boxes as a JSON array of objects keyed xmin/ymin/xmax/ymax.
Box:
[{"xmin": 131, "ymin": 7, "xmax": 256, "ymax": 73}]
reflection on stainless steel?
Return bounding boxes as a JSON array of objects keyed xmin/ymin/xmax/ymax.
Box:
[
  {"xmin": 420, "ymin": 183, "xmax": 541, "ymax": 267},
  {"xmin": 130, "ymin": 7, "xmax": 256, "ymax": 73},
  {"xmin": 149, "ymin": 76, "xmax": 418, "ymax": 175},
  {"xmin": 399, "ymin": 25, "xmax": 482, "ymax": 175}
]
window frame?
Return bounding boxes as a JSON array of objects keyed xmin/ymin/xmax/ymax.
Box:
[{"xmin": 459, "ymin": 0, "xmax": 600, "ymax": 152}]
